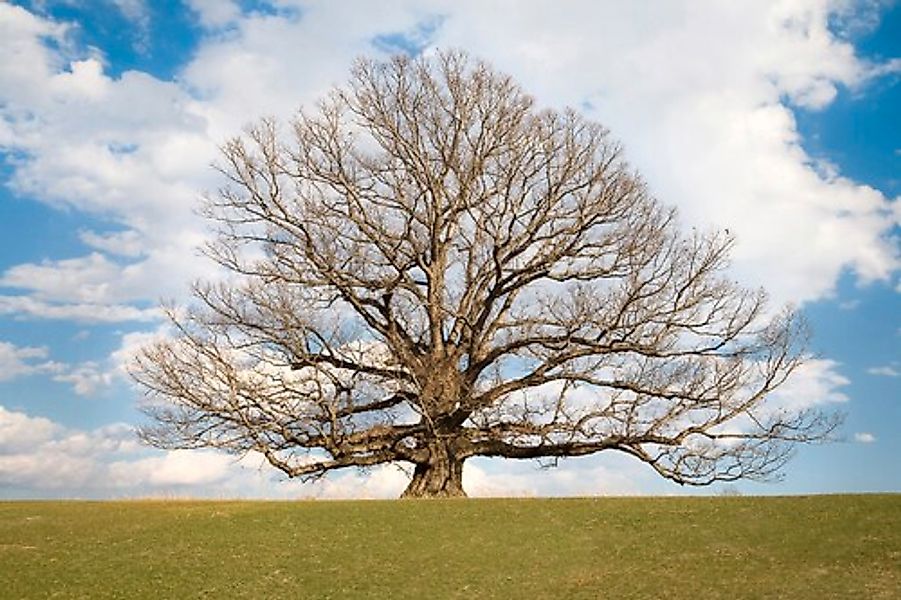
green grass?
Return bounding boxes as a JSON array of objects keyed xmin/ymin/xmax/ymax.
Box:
[{"xmin": 1, "ymin": 495, "xmax": 898, "ymax": 599}]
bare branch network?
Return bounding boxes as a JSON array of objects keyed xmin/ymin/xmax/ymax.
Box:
[{"xmin": 132, "ymin": 51, "xmax": 838, "ymax": 498}]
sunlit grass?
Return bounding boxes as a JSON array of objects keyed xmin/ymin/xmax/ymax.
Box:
[{"xmin": 1, "ymin": 495, "xmax": 898, "ymax": 599}]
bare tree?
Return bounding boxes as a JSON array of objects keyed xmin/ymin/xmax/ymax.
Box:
[{"xmin": 132, "ymin": 51, "xmax": 837, "ymax": 498}]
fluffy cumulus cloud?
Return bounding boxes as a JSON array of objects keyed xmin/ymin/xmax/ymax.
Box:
[
  {"xmin": 0, "ymin": 296, "xmax": 159, "ymax": 323},
  {"xmin": 0, "ymin": 405, "xmax": 60, "ymax": 452},
  {"xmin": 0, "ymin": 4, "xmax": 213, "ymax": 323},
  {"xmin": 0, "ymin": 333, "xmax": 143, "ymax": 397},
  {"xmin": 0, "ymin": 0, "xmax": 898, "ymax": 496},
  {"xmin": 51, "ymin": 362, "xmax": 114, "ymax": 396},
  {"xmin": 0, "ymin": 406, "xmax": 137, "ymax": 492},
  {"xmin": 426, "ymin": 0, "xmax": 900, "ymax": 303},
  {"xmin": 0, "ymin": 404, "xmax": 249, "ymax": 496},
  {"xmin": 1, "ymin": 327, "xmax": 167, "ymax": 396},
  {"xmin": 0, "ymin": 404, "xmax": 652, "ymax": 498},
  {"xmin": 766, "ymin": 358, "xmax": 851, "ymax": 410},
  {"xmin": 462, "ymin": 457, "xmax": 653, "ymax": 497},
  {"xmin": 0, "ymin": 341, "xmax": 57, "ymax": 381},
  {"xmin": 1, "ymin": 0, "xmax": 897, "ymax": 323}
]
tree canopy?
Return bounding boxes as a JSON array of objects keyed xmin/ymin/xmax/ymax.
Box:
[{"xmin": 132, "ymin": 51, "xmax": 837, "ymax": 497}]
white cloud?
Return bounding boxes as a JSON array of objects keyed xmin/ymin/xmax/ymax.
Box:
[
  {"xmin": 1, "ymin": 330, "xmax": 163, "ymax": 396},
  {"xmin": 0, "ymin": 249, "xmax": 202, "ymax": 313},
  {"xmin": 0, "ymin": 4, "xmax": 72, "ymax": 112},
  {"xmin": 463, "ymin": 457, "xmax": 648, "ymax": 497},
  {"xmin": 0, "ymin": 405, "xmax": 61, "ymax": 452},
  {"xmin": 298, "ymin": 463, "xmax": 411, "ymax": 499},
  {"xmin": 2, "ymin": 324, "xmax": 170, "ymax": 398},
  {"xmin": 0, "ymin": 338, "xmax": 120, "ymax": 396},
  {"xmin": 0, "ymin": 341, "xmax": 62, "ymax": 381},
  {"xmin": 0, "ymin": 405, "xmax": 223, "ymax": 493},
  {"xmin": 2, "ymin": 253, "xmax": 132, "ymax": 304},
  {"xmin": 425, "ymin": 0, "xmax": 899, "ymax": 304},
  {"xmin": 0, "ymin": 408, "xmax": 139, "ymax": 490},
  {"xmin": 0, "ymin": 296, "xmax": 159, "ymax": 323},
  {"xmin": 78, "ymin": 229, "xmax": 146, "ymax": 258},
  {"xmin": 108, "ymin": 450, "xmax": 234, "ymax": 487},
  {"xmin": 767, "ymin": 358, "xmax": 851, "ymax": 410},
  {"xmin": 853, "ymin": 432, "xmax": 876, "ymax": 443},
  {"xmin": 454, "ymin": 8, "xmax": 895, "ymax": 291},
  {"xmin": 52, "ymin": 362, "xmax": 114, "ymax": 396},
  {"xmin": 184, "ymin": 0, "xmax": 241, "ymax": 28},
  {"xmin": 0, "ymin": 404, "xmax": 666, "ymax": 498},
  {"xmin": 0, "ymin": 3, "xmax": 215, "ymax": 323},
  {"xmin": 2, "ymin": 0, "xmax": 898, "ymax": 323},
  {"xmin": 866, "ymin": 365, "xmax": 899, "ymax": 377}
]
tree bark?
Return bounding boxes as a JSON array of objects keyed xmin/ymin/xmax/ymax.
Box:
[{"xmin": 401, "ymin": 441, "xmax": 466, "ymax": 498}]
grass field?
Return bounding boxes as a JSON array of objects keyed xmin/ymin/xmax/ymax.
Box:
[{"xmin": 1, "ymin": 495, "xmax": 898, "ymax": 599}]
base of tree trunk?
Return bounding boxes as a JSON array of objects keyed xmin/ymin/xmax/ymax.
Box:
[{"xmin": 401, "ymin": 459, "xmax": 467, "ymax": 498}]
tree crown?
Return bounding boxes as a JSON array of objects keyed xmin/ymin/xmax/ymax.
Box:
[{"xmin": 132, "ymin": 51, "xmax": 838, "ymax": 498}]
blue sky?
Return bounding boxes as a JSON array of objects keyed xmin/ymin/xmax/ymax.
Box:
[{"xmin": 0, "ymin": 0, "xmax": 898, "ymax": 499}]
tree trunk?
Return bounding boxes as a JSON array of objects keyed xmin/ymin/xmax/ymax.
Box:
[{"xmin": 401, "ymin": 441, "xmax": 466, "ymax": 498}]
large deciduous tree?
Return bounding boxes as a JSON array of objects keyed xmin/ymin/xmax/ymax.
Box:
[{"xmin": 132, "ymin": 51, "xmax": 836, "ymax": 498}]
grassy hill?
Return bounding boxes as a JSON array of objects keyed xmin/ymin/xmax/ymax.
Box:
[{"xmin": 1, "ymin": 495, "xmax": 898, "ymax": 599}]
